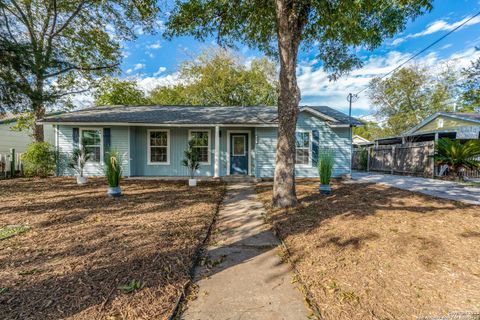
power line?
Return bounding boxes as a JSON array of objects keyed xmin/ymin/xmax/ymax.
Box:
[{"xmin": 353, "ymin": 10, "xmax": 480, "ymax": 96}]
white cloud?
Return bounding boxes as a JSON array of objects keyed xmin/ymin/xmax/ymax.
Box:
[
  {"xmin": 147, "ymin": 41, "xmax": 162, "ymax": 49},
  {"xmin": 391, "ymin": 15, "xmax": 480, "ymax": 46},
  {"xmin": 134, "ymin": 63, "xmax": 145, "ymax": 71},
  {"xmin": 153, "ymin": 66, "xmax": 167, "ymax": 76},
  {"xmin": 136, "ymin": 73, "xmax": 181, "ymax": 92},
  {"xmin": 298, "ymin": 47, "xmax": 480, "ymax": 114},
  {"xmin": 391, "ymin": 38, "xmax": 406, "ymax": 46}
]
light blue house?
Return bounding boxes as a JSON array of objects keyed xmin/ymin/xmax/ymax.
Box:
[{"xmin": 40, "ymin": 105, "xmax": 362, "ymax": 178}]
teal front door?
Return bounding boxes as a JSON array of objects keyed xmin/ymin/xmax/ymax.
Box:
[{"xmin": 230, "ymin": 134, "xmax": 248, "ymax": 175}]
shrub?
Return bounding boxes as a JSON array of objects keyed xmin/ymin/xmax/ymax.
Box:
[
  {"xmin": 105, "ymin": 149, "xmax": 122, "ymax": 187},
  {"xmin": 22, "ymin": 142, "xmax": 56, "ymax": 177},
  {"xmin": 434, "ymin": 138, "xmax": 480, "ymax": 179},
  {"xmin": 318, "ymin": 149, "xmax": 334, "ymax": 185}
]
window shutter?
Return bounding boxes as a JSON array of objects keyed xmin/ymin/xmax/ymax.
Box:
[
  {"xmin": 312, "ymin": 130, "xmax": 319, "ymax": 167},
  {"xmin": 72, "ymin": 128, "xmax": 79, "ymax": 148},
  {"xmin": 103, "ymin": 128, "xmax": 111, "ymax": 153}
]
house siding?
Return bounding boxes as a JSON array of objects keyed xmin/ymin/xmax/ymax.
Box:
[
  {"xmin": 255, "ymin": 112, "xmax": 351, "ymax": 178},
  {"xmin": 414, "ymin": 116, "xmax": 479, "ymax": 133},
  {"xmin": 0, "ymin": 123, "xmax": 55, "ymax": 154},
  {"xmin": 57, "ymin": 125, "xmax": 129, "ymax": 176},
  {"xmin": 55, "ymin": 111, "xmax": 352, "ymax": 178}
]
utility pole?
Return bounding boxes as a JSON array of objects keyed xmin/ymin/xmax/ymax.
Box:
[{"xmin": 347, "ymin": 93, "xmax": 358, "ymax": 178}]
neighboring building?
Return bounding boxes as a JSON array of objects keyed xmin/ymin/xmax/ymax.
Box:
[
  {"xmin": 0, "ymin": 116, "xmax": 55, "ymax": 154},
  {"xmin": 40, "ymin": 105, "xmax": 363, "ymax": 178},
  {"xmin": 352, "ymin": 134, "xmax": 371, "ymax": 146},
  {"xmin": 374, "ymin": 112, "xmax": 480, "ymax": 145}
]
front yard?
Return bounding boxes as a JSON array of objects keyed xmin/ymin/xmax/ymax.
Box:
[
  {"xmin": 257, "ymin": 180, "xmax": 480, "ymax": 320},
  {"xmin": 0, "ymin": 178, "xmax": 224, "ymax": 319}
]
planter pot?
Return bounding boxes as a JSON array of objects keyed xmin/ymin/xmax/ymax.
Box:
[
  {"xmin": 319, "ymin": 184, "xmax": 331, "ymax": 195},
  {"xmin": 107, "ymin": 186, "xmax": 122, "ymax": 197},
  {"xmin": 188, "ymin": 178, "xmax": 197, "ymax": 187},
  {"xmin": 77, "ymin": 176, "xmax": 87, "ymax": 185}
]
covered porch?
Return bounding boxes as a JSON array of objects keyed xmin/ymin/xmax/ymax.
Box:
[{"xmin": 128, "ymin": 125, "xmax": 257, "ymax": 178}]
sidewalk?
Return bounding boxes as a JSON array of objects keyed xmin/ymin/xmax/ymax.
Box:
[
  {"xmin": 182, "ymin": 183, "xmax": 309, "ymax": 320},
  {"xmin": 351, "ymin": 171, "xmax": 480, "ymax": 205}
]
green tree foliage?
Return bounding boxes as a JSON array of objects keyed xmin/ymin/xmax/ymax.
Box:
[
  {"xmin": 22, "ymin": 142, "xmax": 56, "ymax": 177},
  {"xmin": 149, "ymin": 49, "xmax": 278, "ymax": 106},
  {"xmin": 353, "ymin": 121, "xmax": 387, "ymax": 141},
  {"xmin": 165, "ymin": 0, "xmax": 432, "ymax": 207},
  {"xmin": 459, "ymin": 57, "xmax": 480, "ymax": 112},
  {"xmin": 368, "ymin": 65, "xmax": 457, "ymax": 136},
  {"xmin": 94, "ymin": 77, "xmax": 150, "ymax": 106},
  {"xmin": 434, "ymin": 138, "xmax": 480, "ymax": 179},
  {"xmin": 0, "ymin": 0, "xmax": 159, "ymax": 141}
]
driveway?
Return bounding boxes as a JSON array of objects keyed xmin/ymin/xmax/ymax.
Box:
[{"xmin": 351, "ymin": 171, "xmax": 480, "ymax": 205}]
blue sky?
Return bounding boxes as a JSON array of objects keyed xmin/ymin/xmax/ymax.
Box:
[{"xmin": 112, "ymin": 0, "xmax": 480, "ymax": 118}]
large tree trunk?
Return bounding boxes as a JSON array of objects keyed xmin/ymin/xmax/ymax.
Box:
[
  {"xmin": 32, "ymin": 101, "xmax": 45, "ymax": 142},
  {"xmin": 272, "ymin": 0, "xmax": 304, "ymax": 208},
  {"xmin": 32, "ymin": 78, "xmax": 45, "ymax": 142}
]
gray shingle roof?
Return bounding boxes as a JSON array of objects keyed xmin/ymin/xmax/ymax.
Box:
[{"xmin": 40, "ymin": 105, "xmax": 362, "ymax": 126}]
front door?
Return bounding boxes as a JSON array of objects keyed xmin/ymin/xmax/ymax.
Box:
[{"xmin": 230, "ymin": 134, "xmax": 248, "ymax": 175}]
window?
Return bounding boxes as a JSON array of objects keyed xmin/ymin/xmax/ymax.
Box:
[
  {"xmin": 81, "ymin": 129, "xmax": 102, "ymax": 162},
  {"xmin": 233, "ymin": 136, "xmax": 246, "ymax": 156},
  {"xmin": 190, "ymin": 130, "xmax": 210, "ymax": 164},
  {"xmin": 295, "ymin": 131, "xmax": 311, "ymax": 165},
  {"xmin": 148, "ymin": 130, "xmax": 169, "ymax": 164}
]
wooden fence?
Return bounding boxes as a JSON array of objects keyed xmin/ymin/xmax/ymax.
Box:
[
  {"xmin": 353, "ymin": 142, "xmax": 480, "ymax": 178},
  {"xmin": 0, "ymin": 151, "xmax": 23, "ymax": 178},
  {"xmin": 353, "ymin": 142, "xmax": 435, "ymax": 177}
]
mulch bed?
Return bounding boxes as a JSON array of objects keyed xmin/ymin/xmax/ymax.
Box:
[
  {"xmin": 256, "ymin": 179, "xmax": 480, "ymax": 320},
  {"xmin": 0, "ymin": 177, "xmax": 225, "ymax": 320}
]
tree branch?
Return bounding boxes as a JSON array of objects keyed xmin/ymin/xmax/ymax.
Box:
[
  {"xmin": 1, "ymin": 7, "xmax": 18, "ymax": 44},
  {"xmin": 9, "ymin": 0, "xmax": 38, "ymax": 47},
  {"xmin": 50, "ymin": 0, "xmax": 88, "ymax": 39},
  {"xmin": 51, "ymin": 88, "xmax": 90, "ymax": 98},
  {"xmin": 44, "ymin": 63, "xmax": 119, "ymax": 79}
]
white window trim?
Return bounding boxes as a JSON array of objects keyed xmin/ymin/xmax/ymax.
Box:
[
  {"xmin": 147, "ymin": 129, "xmax": 170, "ymax": 165},
  {"xmin": 188, "ymin": 129, "xmax": 211, "ymax": 165},
  {"xmin": 80, "ymin": 128, "xmax": 103, "ymax": 164},
  {"xmin": 295, "ymin": 130, "xmax": 312, "ymax": 167},
  {"xmin": 232, "ymin": 135, "xmax": 247, "ymax": 156}
]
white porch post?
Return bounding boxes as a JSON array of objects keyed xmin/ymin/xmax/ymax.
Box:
[{"xmin": 214, "ymin": 126, "xmax": 220, "ymax": 178}]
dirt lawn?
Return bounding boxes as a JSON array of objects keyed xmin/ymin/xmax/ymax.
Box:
[
  {"xmin": 256, "ymin": 180, "xmax": 480, "ymax": 320},
  {"xmin": 0, "ymin": 178, "xmax": 225, "ymax": 320}
]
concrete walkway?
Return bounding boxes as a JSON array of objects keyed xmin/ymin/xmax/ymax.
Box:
[
  {"xmin": 351, "ymin": 171, "xmax": 480, "ymax": 205},
  {"xmin": 182, "ymin": 183, "xmax": 309, "ymax": 320}
]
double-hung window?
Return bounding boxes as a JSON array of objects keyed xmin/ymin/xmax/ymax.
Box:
[
  {"xmin": 81, "ymin": 129, "xmax": 102, "ymax": 162},
  {"xmin": 295, "ymin": 131, "xmax": 311, "ymax": 165},
  {"xmin": 190, "ymin": 130, "xmax": 210, "ymax": 164},
  {"xmin": 148, "ymin": 130, "xmax": 169, "ymax": 164}
]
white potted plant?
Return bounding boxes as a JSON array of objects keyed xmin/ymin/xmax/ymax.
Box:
[
  {"xmin": 68, "ymin": 139, "xmax": 91, "ymax": 185},
  {"xmin": 105, "ymin": 149, "xmax": 122, "ymax": 197},
  {"xmin": 318, "ymin": 149, "xmax": 334, "ymax": 195},
  {"xmin": 182, "ymin": 138, "xmax": 200, "ymax": 187}
]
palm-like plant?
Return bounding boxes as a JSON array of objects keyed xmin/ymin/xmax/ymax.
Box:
[
  {"xmin": 68, "ymin": 139, "xmax": 91, "ymax": 177},
  {"xmin": 105, "ymin": 149, "xmax": 122, "ymax": 188},
  {"xmin": 435, "ymin": 138, "xmax": 480, "ymax": 179},
  {"xmin": 182, "ymin": 138, "xmax": 200, "ymax": 179}
]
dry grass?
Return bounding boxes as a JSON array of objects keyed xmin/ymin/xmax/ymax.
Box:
[
  {"xmin": 0, "ymin": 177, "xmax": 225, "ymax": 320},
  {"xmin": 256, "ymin": 179, "xmax": 480, "ymax": 320}
]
